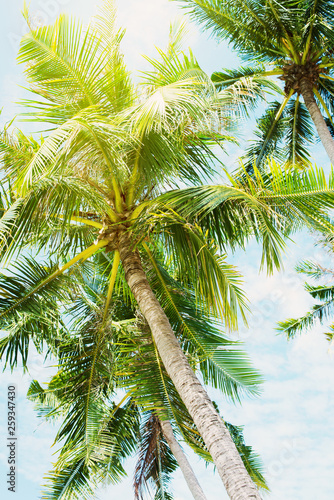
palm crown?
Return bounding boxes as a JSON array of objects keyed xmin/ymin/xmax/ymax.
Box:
[{"xmin": 177, "ymin": 0, "xmax": 334, "ymax": 168}]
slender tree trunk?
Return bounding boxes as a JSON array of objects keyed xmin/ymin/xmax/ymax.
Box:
[
  {"xmin": 300, "ymin": 77, "xmax": 334, "ymax": 165},
  {"xmin": 160, "ymin": 419, "xmax": 208, "ymax": 500},
  {"xmin": 118, "ymin": 233, "xmax": 262, "ymax": 500}
]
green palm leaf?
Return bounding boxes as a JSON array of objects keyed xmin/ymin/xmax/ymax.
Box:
[
  {"xmin": 278, "ymin": 256, "xmax": 334, "ymax": 339},
  {"xmin": 144, "ymin": 248, "xmax": 262, "ymax": 401},
  {"xmin": 19, "ymin": 11, "xmax": 109, "ymax": 115},
  {"xmin": 243, "ymin": 101, "xmax": 288, "ymax": 171},
  {"xmin": 157, "ymin": 162, "xmax": 334, "ymax": 271},
  {"xmin": 0, "ymin": 257, "xmax": 71, "ymax": 368}
]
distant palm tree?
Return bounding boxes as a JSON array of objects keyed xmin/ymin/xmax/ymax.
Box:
[
  {"xmin": 177, "ymin": 0, "xmax": 334, "ymax": 167},
  {"xmin": 2, "ymin": 2, "xmax": 334, "ymax": 499}
]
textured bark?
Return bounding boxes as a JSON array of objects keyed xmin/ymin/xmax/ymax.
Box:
[
  {"xmin": 300, "ymin": 77, "xmax": 334, "ymax": 165},
  {"xmin": 118, "ymin": 233, "xmax": 262, "ymax": 500},
  {"xmin": 160, "ymin": 419, "xmax": 208, "ymax": 500}
]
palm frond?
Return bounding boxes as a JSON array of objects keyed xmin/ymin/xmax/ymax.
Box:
[
  {"xmin": 175, "ymin": 0, "xmax": 287, "ymax": 60},
  {"xmin": 145, "ymin": 217, "xmax": 248, "ymax": 328},
  {"xmin": 3, "ymin": 175, "xmax": 110, "ymax": 259},
  {"xmin": 243, "ymin": 96, "xmax": 314, "ymax": 171},
  {"xmin": 41, "ymin": 459, "xmax": 96, "ymax": 500},
  {"xmin": 212, "ymin": 65, "xmax": 281, "ymax": 92},
  {"xmin": 277, "ymin": 299, "xmax": 334, "ymax": 339},
  {"xmin": 36, "ymin": 326, "xmax": 139, "ymax": 498},
  {"xmin": 212, "ymin": 65, "xmax": 281, "ymax": 121},
  {"xmin": 144, "ymin": 248, "xmax": 262, "ymax": 401},
  {"xmin": 277, "ymin": 277, "xmax": 334, "ymax": 339},
  {"xmin": 284, "ymin": 97, "xmax": 314, "ymax": 168},
  {"xmin": 157, "ymin": 163, "xmax": 334, "ymax": 271},
  {"xmin": 0, "ymin": 198, "xmax": 23, "ymax": 260},
  {"xmin": 0, "ymin": 257, "xmax": 72, "ymax": 369},
  {"xmin": 296, "ymin": 259, "xmax": 334, "ymax": 278},
  {"xmin": 0, "ymin": 126, "xmax": 39, "ymax": 178},
  {"xmin": 27, "ymin": 380, "xmax": 62, "ymax": 422},
  {"xmin": 225, "ymin": 420, "xmax": 268, "ymax": 490},
  {"xmin": 14, "ymin": 109, "xmax": 132, "ymax": 197},
  {"xmin": 92, "ymin": 0, "xmax": 135, "ymax": 112},
  {"xmin": 243, "ymin": 101, "xmax": 288, "ymax": 172},
  {"xmin": 155, "ymin": 181, "xmax": 286, "ymax": 272},
  {"xmin": 18, "ymin": 9, "xmax": 128, "ymax": 122}
]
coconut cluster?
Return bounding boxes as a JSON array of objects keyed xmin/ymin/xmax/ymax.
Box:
[{"xmin": 279, "ymin": 61, "xmax": 322, "ymax": 95}]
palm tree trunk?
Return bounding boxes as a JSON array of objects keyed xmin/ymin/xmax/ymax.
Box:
[
  {"xmin": 118, "ymin": 233, "xmax": 262, "ymax": 500},
  {"xmin": 300, "ymin": 77, "xmax": 334, "ymax": 165},
  {"xmin": 159, "ymin": 419, "xmax": 208, "ymax": 500}
]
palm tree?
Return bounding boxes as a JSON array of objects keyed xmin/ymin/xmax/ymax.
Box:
[
  {"xmin": 11, "ymin": 256, "xmax": 266, "ymax": 499},
  {"xmin": 0, "ymin": 3, "xmax": 267, "ymax": 499},
  {"xmin": 176, "ymin": 0, "xmax": 334, "ymax": 167},
  {"xmin": 2, "ymin": 2, "xmax": 334, "ymax": 498}
]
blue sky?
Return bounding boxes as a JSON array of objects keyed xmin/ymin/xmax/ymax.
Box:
[{"xmin": 0, "ymin": 1, "xmax": 334, "ymax": 499}]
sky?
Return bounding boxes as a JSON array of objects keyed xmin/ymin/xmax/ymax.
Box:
[{"xmin": 0, "ymin": 1, "xmax": 334, "ymax": 499}]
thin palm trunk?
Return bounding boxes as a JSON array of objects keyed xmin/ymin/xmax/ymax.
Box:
[
  {"xmin": 300, "ymin": 77, "xmax": 334, "ymax": 164},
  {"xmin": 118, "ymin": 233, "xmax": 262, "ymax": 500},
  {"xmin": 159, "ymin": 419, "xmax": 208, "ymax": 500}
]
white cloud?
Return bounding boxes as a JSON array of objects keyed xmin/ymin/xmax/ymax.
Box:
[{"xmin": 116, "ymin": 0, "xmax": 199, "ymax": 72}]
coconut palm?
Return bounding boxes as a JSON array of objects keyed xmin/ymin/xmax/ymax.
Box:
[
  {"xmin": 10, "ymin": 255, "xmax": 266, "ymax": 500},
  {"xmin": 0, "ymin": 3, "xmax": 268, "ymax": 499},
  {"xmin": 176, "ymin": 0, "xmax": 334, "ymax": 168},
  {"xmin": 2, "ymin": 2, "xmax": 334, "ymax": 499}
]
